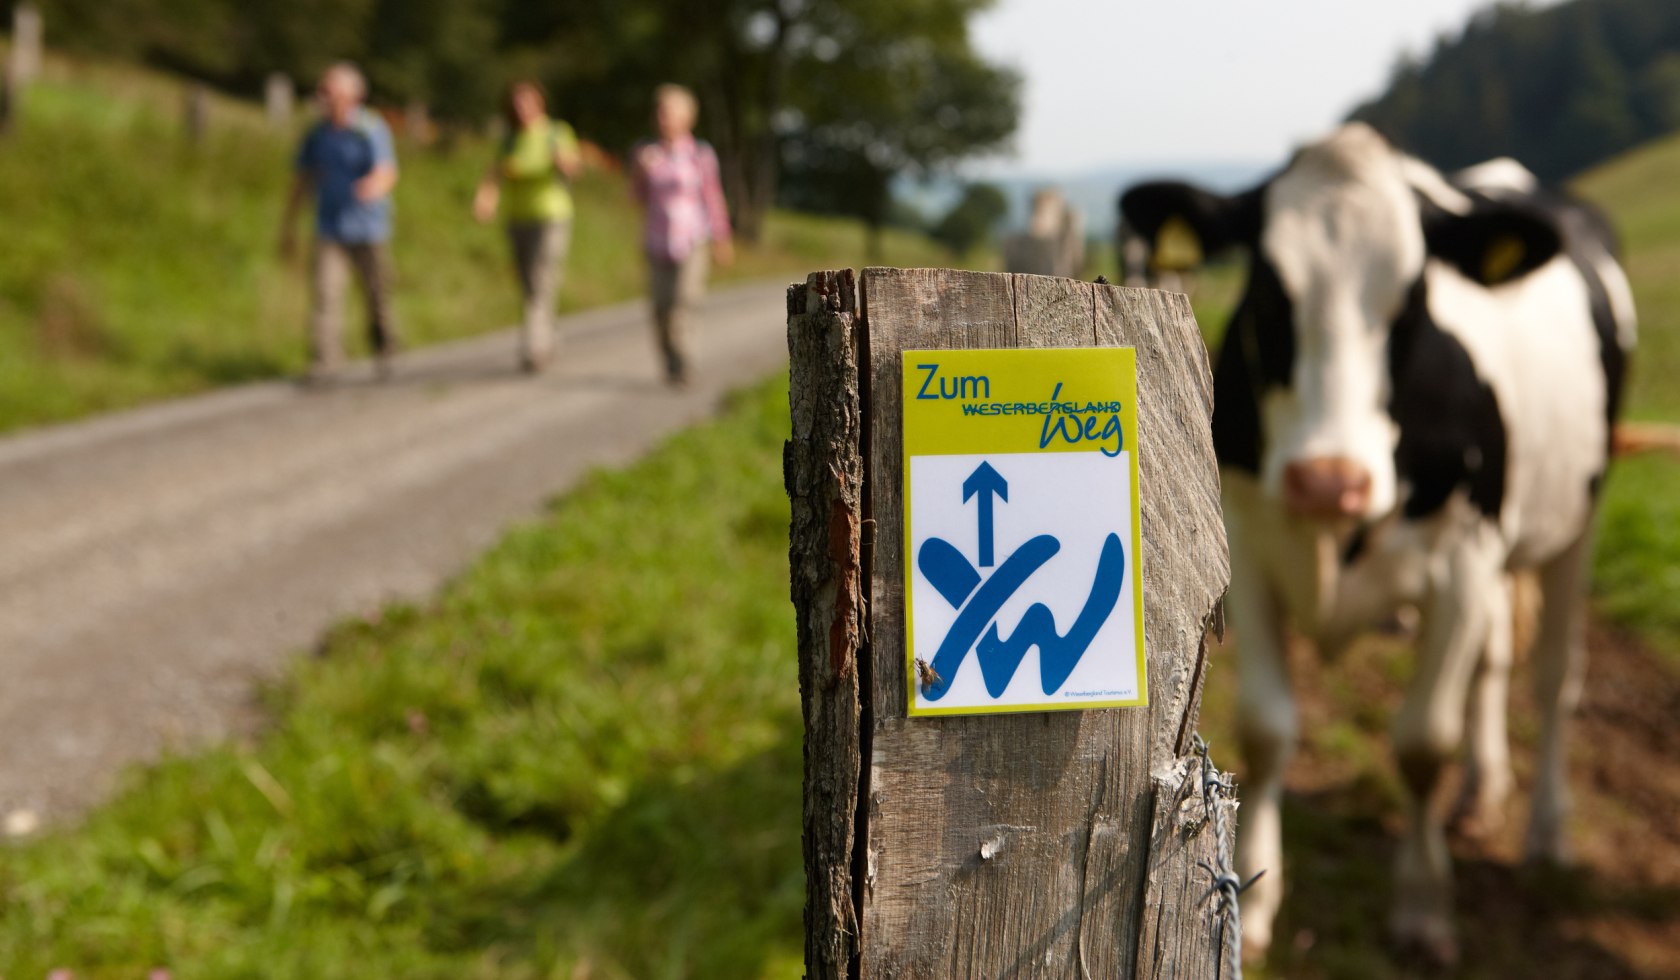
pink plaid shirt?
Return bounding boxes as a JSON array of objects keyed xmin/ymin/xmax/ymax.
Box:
[{"xmin": 632, "ymin": 136, "xmax": 732, "ymax": 262}]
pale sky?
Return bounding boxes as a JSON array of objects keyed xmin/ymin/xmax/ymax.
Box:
[{"xmin": 969, "ymin": 0, "xmax": 1557, "ymax": 175}]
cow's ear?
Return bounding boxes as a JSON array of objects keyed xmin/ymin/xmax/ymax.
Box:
[
  {"xmin": 1118, "ymin": 181, "xmax": 1262, "ymax": 272},
  {"xmin": 1422, "ymin": 199, "xmax": 1562, "ymax": 286}
]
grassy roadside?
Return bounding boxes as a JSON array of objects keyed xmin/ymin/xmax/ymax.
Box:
[
  {"xmin": 0, "ymin": 377, "xmax": 804, "ymax": 979},
  {"xmin": 0, "ymin": 56, "xmax": 952, "ymax": 434}
]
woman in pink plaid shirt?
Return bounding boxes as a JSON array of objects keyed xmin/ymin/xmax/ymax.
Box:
[{"xmin": 631, "ymin": 84, "xmax": 734, "ymax": 385}]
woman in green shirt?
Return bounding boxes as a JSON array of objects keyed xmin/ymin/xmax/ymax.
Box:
[{"xmin": 473, "ymin": 81, "xmax": 583, "ymax": 372}]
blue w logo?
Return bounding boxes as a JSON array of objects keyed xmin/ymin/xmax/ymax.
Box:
[{"xmin": 916, "ymin": 461, "xmax": 1126, "ymax": 701}]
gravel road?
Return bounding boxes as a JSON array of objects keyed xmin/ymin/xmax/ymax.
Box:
[{"xmin": 0, "ymin": 280, "xmax": 791, "ymax": 826}]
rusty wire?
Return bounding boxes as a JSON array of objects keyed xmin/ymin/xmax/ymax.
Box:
[{"xmin": 1193, "ymin": 734, "xmax": 1262, "ymax": 980}]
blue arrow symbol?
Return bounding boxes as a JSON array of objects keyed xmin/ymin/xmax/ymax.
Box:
[{"xmin": 962, "ymin": 461, "xmax": 1008, "ymax": 567}]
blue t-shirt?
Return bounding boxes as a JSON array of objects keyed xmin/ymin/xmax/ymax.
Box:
[{"xmin": 295, "ymin": 109, "xmax": 397, "ymax": 243}]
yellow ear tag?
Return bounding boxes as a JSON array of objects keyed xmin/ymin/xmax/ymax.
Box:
[
  {"xmin": 1481, "ymin": 234, "xmax": 1526, "ymax": 284},
  {"xmin": 1152, "ymin": 214, "xmax": 1204, "ymax": 272}
]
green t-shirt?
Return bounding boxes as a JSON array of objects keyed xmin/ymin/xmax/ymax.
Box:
[{"xmin": 500, "ymin": 118, "xmax": 579, "ymax": 223}]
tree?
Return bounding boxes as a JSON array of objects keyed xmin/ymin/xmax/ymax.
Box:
[
  {"xmin": 363, "ymin": 0, "xmax": 499, "ymax": 121},
  {"xmin": 776, "ymin": 12, "xmax": 1019, "ymax": 251},
  {"xmin": 612, "ymin": 0, "xmax": 1019, "ymax": 243},
  {"xmin": 1350, "ymin": 0, "xmax": 1680, "ymax": 181},
  {"xmin": 1636, "ymin": 52, "xmax": 1680, "ymax": 132},
  {"xmin": 1549, "ymin": 14, "xmax": 1640, "ymax": 176},
  {"xmin": 930, "ymin": 182, "xmax": 1006, "ymax": 257}
]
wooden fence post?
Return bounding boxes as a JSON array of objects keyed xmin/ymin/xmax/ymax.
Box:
[
  {"xmin": 183, "ymin": 82, "xmax": 209, "ymax": 145},
  {"xmin": 1, "ymin": 2, "xmax": 42, "ymax": 136},
  {"xmin": 264, "ymin": 72, "xmax": 294, "ymax": 128},
  {"xmin": 404, "ymin": 100, "xmax": 430, "ymax": 144},
  {"xmin": 10, "ymin": 3, "xmax": 41, "ymax": 84},
  {"xmin": 787, "ymin": 267, "xmax": 1237, "ymax": 978},
  {"xmin": 0, "ymin": 64, "xmax": 15, "ymax": 137}
]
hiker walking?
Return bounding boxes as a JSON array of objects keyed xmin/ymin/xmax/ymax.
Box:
[
  {"xmin": 279, "ymin": 61, "xmax": 400, "ymax": 383},
  {"xmin": 630, "ymin": 84, "xmax": 732, "ymax": 386},
  {"xmin": 473, "ymin": 80, "xmax": 583, "ymax": 373}
]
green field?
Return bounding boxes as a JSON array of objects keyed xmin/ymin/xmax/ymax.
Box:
[
  {"xmin": 1574, "ymin": 143, "xmax": 1680, "ymax": 652},
  {"xmin": 0, "ymin": 56, "xmax": 952, "ymax": 434}
]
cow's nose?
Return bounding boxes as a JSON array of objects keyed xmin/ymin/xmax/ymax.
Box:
[{"xmin": 1282, "ymin": 457, "xmax": 1372, "ymax": 518}]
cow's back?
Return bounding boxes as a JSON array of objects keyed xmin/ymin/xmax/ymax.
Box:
[{"xmin": 1419, "ymin": 181, "xmax": 1634, "ymax": 568}]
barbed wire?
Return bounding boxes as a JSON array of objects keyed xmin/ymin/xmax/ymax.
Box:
[{"xmin": 1193, "ymin": 734, "xmax": 1262, "ymax": 980}]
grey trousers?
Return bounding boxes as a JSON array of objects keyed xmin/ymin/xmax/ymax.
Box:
[
  {"xmin": 648, "ymin": 249, "xmax": 708, "ymax": 380},
  {"xmin": 310, "ymin": 240, "xmax": 398, "ymax": 374},
  {"xmin": 508, "ymin": 220, "xmax": 572, "ymax": 366}
]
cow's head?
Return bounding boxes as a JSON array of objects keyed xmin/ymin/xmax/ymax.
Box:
[{"xmin": 1121, "ymin": 123, "xmax": 1561, "ymax": 524}]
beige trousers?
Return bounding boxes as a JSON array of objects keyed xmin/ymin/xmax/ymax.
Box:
[
  {"xmin": 648, "ymin": 249, "xmax": 708, "ymax": 380},
  {"xmin": 508, "ymin": 220, "xmax": 572, "ymax": 366},
  {"xmin": 310, "ymin": 240, "xmax": 398, "ymax": 374}
]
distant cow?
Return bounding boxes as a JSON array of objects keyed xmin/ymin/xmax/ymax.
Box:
[
  {"xmin": 1115, "ymin": 211, "xmax": 1192, "ymax": 294},
  {"xmin": 1003, "ymin": 188, "xmax": 1085, "ymax": 278},
  {"xmin": 1120, "ymin": 123, "xmax": 1635, "ymax": 963}
]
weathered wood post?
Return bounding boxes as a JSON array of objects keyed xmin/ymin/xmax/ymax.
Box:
[
  {"xmin": 264, "ymin": 72, "xmax": 294, "ymax": 128},
  {"xmin": 788, "ymin": 267, "xmax": 1238, "ymax": 978}
]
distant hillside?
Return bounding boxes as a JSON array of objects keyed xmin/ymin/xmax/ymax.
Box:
[
  {"xmin": 897, "ymin": 161, "xmax": 1269, "ymax": 243},
  {"xmin": 1351, "ymin": 0, "xmax": 1680, "ymax": 180}
]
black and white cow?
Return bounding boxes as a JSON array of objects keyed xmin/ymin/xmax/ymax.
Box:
[{"xmin": 1120, "ymin": 123, "xmax": 1636, "ymax": 962}]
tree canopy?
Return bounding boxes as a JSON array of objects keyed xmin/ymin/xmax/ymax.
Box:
[
  {"xmin": 12, "ymin": 0, "xmax": 1019, "ymax": 238},
  {"xmin": 1351, "ymin": 0, "xmax": 1680, "ymax": 181}
]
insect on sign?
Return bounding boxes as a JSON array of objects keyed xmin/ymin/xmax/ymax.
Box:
[{"xmin": 902, "ymin": 347, "xmax": 1147, "ymax": 716}]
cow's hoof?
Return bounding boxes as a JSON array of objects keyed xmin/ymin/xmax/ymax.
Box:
[
  {"xmin": 1449, "ymin": 783, "xmax": 1508, "ymax": 841},
  {"xmin": 1523, "ymin": 831, "xmax": 1573, "ymax": 867},
  {"xmin": 1389, "ymin": 909, "xmax": 1459, "ymax": 968},
  {"xmin": 1524, "ymin": 812, "xmax": 1573, "ymax": 866},
  {"xmin": 1241, "ymin": 920, "xmax": 1272, "ymax": 964}
]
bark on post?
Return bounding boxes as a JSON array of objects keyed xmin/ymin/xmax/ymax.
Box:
[
  {"xmin": 788, "ymin": 267, "xmax": 1237, "ymax": 978},
  {"xmin": 786, "ymin": 270, "xmax": 867, "ymax": 977}
]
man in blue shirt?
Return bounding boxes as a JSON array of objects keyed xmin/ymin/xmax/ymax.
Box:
[{"xmin": 280, "ymin": 62, "xmax": 400, "ymax": 383}]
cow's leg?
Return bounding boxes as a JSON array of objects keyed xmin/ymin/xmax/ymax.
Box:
[
  {"xmin": 1228, "ymin": 529, "xmax": 1294, "ymax": 960},
  {"xmin": 1453, "ymin": 572, "xmax": 1514, "ymax": 838},
  {"xmin": 1389, "ymin": 530, "xmax": 1504, "ymax": 963},
  {"xmin": 1526, "ymin": 531, "xmax": 1591, "ymax": 864}
]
